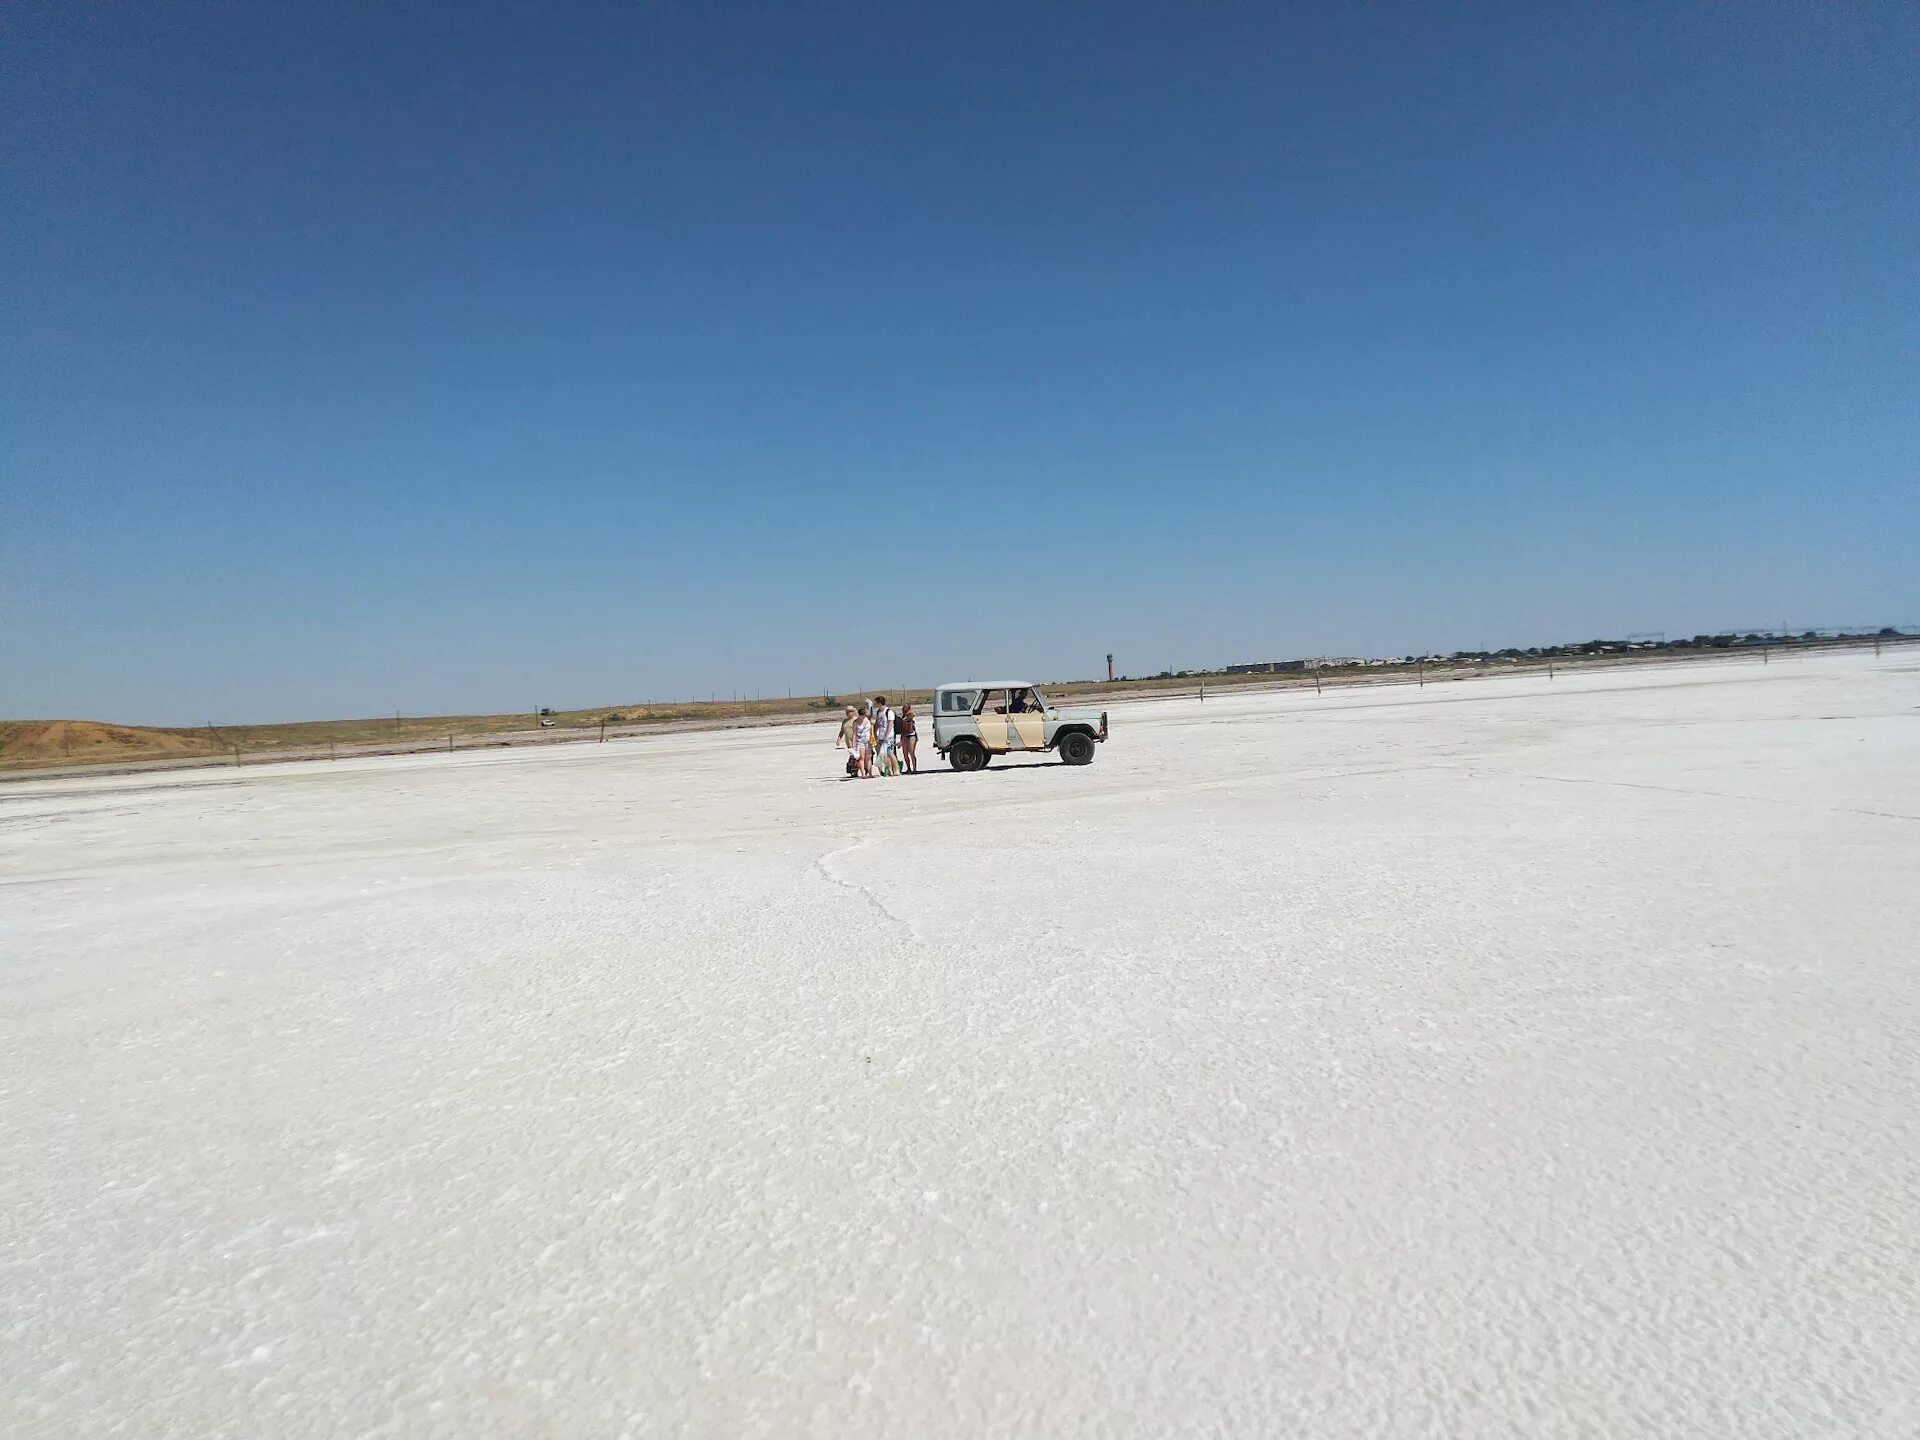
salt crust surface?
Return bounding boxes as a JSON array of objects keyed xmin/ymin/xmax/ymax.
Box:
[{"xmin": 4, "ymin": 652, "xmax": 1917, "ymax": 1437}]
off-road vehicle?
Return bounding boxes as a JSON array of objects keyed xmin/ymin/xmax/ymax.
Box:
[{"xmin": 930, "ymin": 683, "xmax": 1109, "ymax": 771}]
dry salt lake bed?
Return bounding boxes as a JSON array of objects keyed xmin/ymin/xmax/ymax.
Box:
[{"xmin": 4, "ymin": 650, "xmax": 1918, "ymax": 1438}]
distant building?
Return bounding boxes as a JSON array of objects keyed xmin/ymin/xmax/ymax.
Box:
[{"xmin": 1225, "ymin": 660, "xmax": 1307, "ymax": 674}]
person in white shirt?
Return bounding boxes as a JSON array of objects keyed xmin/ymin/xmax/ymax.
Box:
[
  {"xmin": 853, "ymin": 706, "xmax": 875, "ymax": 778},
  {"xmin": 871, "ymin": 696, "xmax": 897, "ymax": 775}
]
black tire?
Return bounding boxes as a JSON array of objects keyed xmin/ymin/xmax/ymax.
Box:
[
  {"xmin": 948, "ymin": 737, "xmax": 988, "ymax": 772},
  {"xmin": 1058, "ymin": 731, "xmax": 1096, "ymax": 766}
]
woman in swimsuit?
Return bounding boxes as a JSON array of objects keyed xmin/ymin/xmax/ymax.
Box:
[{"xmin": 897, "ymin": 703, "xmax": 919, "ymax": 773}]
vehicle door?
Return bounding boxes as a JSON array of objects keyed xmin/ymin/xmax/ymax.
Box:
[
  {"xmin": 1006, "ymin": 688, "xmax": 1047, "ymax": 750},
  {"xmin": 971, "ymin": 690, "xmax": 1014, "ymax": 751}
]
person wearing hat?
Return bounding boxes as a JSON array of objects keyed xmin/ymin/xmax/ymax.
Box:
[{"xmin": 834, "ymin": 705, "xmax": 859, "ymax": 777}]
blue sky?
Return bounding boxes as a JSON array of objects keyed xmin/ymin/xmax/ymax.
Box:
[{"xmin": 5, "ymin": 3, "xmax": 1915, "ymax": 723}]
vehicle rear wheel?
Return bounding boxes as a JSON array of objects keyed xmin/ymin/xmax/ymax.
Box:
[
  {"xmin": 948, "ymin": 738, "xmax": 987, "ymax": 772},
  {"xmin": 1058, "ymin": 731, "xmax": 1096, "ymax": 766}
]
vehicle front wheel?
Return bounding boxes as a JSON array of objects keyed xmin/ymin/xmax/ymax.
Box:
[
  {"xmin": 1058, "ymin": 731, "xmax": 1096, "ymax": 766},
  {"xmin": 948, "ymin": 738, "xmax": 988, "ymax": 772}
]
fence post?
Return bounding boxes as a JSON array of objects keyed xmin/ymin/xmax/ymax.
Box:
[
  {"xmin": 329, "ymin": 740, "xmax": 336, "ymax": 761},
  {"xmin": 1419, "ymin": 663, "xmax": 1425, "ymax": 688},
  {"xmin": 1763, "ymin": 646, "xmax": 1769, "ymax": 665},
  {"xmin": 1313, "ymin": 667, "xmax": 1321, "ymax": 695},
  {"xmin": 1549, "ymin": 661, "xmax": 1555, "ymax": 681},
  {"xmin": 599, "ymin": 719, "xmax": 606, "ymax": 742},
  {"xmin": 448, "ymin": 734, "xmax": 454, "ymax": 753}
]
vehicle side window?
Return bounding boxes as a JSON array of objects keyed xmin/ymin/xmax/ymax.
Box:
[
  {"xmin": 976, "ymin": 689, "xmax": 1009, "ymax": 715},
  {"xmin": 940, "ymin": 691, "xmax": 977, "ymax": 715}
]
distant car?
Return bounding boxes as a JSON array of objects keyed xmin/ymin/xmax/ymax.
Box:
[
  {"xmin": 931, "ymin": 682, "xmax": 1108, "ymax": 771},
  {"xmin": 539, "ymin": 719, "xmax": 556, "ymax": 728}
]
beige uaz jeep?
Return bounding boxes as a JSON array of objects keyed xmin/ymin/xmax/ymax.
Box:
[{"xmin": 930, "ymin": 682, "xmax": 1108, "ymax": 771}]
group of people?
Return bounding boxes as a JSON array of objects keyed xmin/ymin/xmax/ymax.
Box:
[{"xmin": 836, "ymin": 695, "xmax": 919, "ymax": 778}]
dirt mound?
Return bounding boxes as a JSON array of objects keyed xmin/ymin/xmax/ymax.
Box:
[{"xmin": 0, "ymin": 720, "xmax": 226, "ymax": 770}]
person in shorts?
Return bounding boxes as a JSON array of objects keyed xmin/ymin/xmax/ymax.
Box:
[
  {"xmin": 835, "ymin": 705, "xmax": 858, "ymax": 776},
  {"xmin": 853, "ymin": 705, "xmax": 875, "ymax": 778},
  {"xmin": 871, "ymin": 695, "xmax": 897, "ymax": 776},
  {"xmin": 897, "ymin": 703, "xmax": 919, "ymax": 773}
]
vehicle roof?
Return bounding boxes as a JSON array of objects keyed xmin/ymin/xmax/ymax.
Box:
[{"xmin": 934, "ymin": 681, "xmax": 1039, "ymax": 692}]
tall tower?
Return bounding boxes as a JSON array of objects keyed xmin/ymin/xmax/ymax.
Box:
[{"xmin": 1106, "ymin": 653, "xmax": 1115, "ymax": 682}]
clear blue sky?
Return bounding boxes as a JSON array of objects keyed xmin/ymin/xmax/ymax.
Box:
[{"xmin": 5, "ymin": 3, "xmax": 1915, "ymax": 723}]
